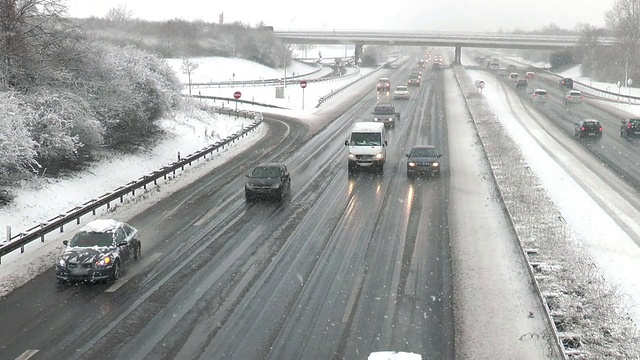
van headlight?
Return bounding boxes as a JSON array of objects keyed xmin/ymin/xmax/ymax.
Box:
[
  {"xmin": 375, "ymin": 153, "xmax": 383, "ymax": 159},
  {"xmin": 348, "ymin": 153, "xmax": 356, "ymax": 160},
  {"xmin": 408, "ymin": 162, "xmax": 416, "ymax": 167},
  {"xmin": 432, "ymin": 162, "xmax": 439, "ymax": 167}
]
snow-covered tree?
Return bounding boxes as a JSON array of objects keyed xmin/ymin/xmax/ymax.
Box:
[{"xmin": 0, "ymin": 92, "xmax": 37, "ymax": 178}]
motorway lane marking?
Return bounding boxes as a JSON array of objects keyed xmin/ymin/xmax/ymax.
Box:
[
  {"xmin": 105, "ymin": 252, "xmax": 163, "ymax": 293},
  {"xmin": 15, "ymin": 350, "xmax": 39, "ymax": 360},
  {"xmin": 342, "ymin": 268, "xmax": 365, "ymax": 323}
]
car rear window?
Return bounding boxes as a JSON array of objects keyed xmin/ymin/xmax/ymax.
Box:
[
  {"xmin": 629, "ymin": 119, "xmax": 640, "ymax": 125},
  {"xmin": 583, "ymin": 121, "xmax": 601, "ymax": 129},
  {"xmin": 534, "ymin": 90, "xmax": 547, "ymax": 95}
]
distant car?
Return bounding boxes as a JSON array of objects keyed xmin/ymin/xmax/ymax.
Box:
[
  {"xmin": 393, "ymin": 85, "xmax": 410, "ymax": 99},
  {"xmin": 372, "ymin": 103, "xmax": 400, "ymax": 127},
  {"xmin": 508, "ymin": 73, "xmax": 519, "ymax": 82},
  {"xmin": 55, "ymin": 219, "xmax": 141, "ymax": 285},
  {"xmin": 377, "ymin": 77, "xmax": 391, "ymax": 92},
  {"xmin": 432, "ymin": 62, "xmax": 441, "ymax": 70},
  {"xmin": 507, "ymin": 64, "xmax": 517, "ymax": 72},
  {"xmin": 408, "ymin": 71, "xmax": 422, "ymax": 86},
  {"xmin": 516, "ymin": 79, "xmax": 529, "ymax": 90},
  {"xmin": 406, "ymin": 145, "xmax": 442, "ymax": 178},
  {"xmin": 488, "ymin": 62, "xmax": 500, "ymax": 71},
  {"xmin": 563, "ymin": 90, "xmax": 584, "ymax": 105},
  {"xmin": 559, "ymin": 77, "xmax": 574, "ymax": 89},
  {"xmin": 574, "ymin": 119, "xmax": 603, "ymax": 140},
  {"xmin": 525, "ymin": 71, "xmax": 536, "ymax": 80},
  {"xmin": 497, "ymin": 68, "xmax": 508, "ymax": 76},
  {"xmin": 531, "ymin": 89, "xmax": 549, "ymax": 103},
  {"xmin": 245, "ymin": 163, "xmax": 291, "ymax": 201},
  {"xmin": 621, "ymin": 118, "xmax": 640, "ymax": 138}
]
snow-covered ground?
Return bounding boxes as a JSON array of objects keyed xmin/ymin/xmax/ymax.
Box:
[
  {"xmin": 6, "ymin": 45, "xmax": 640, "ymax": 352},
  {"xmin": 0, "ymin": 49, "xmax": 389, "ymax": 293}
]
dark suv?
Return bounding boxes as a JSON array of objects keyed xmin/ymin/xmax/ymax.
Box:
[
  {"xmin": 559, "ymin": 77, "xmax": 574, "ymax": 89},
  {"xmin": 406, "ymin": 145, "xmax": 442, "ymax": 178},
  {"xmin": 516, "ymin": 79, "xmax": 528, "ymax": 90},
  {"xmin": 245, "ymin": 163, "xmax": 291, "ymax": 201},
  {"xmin": 621, "ymin": 118, "xmax": 640, "ymax": 138},
  {"xmin": 372, "ymin": 103, "xmax": 400, "ymax": 127},
  {"xmin": 574, "ymin": 119, "xmax": 603, "ymax": 140}
]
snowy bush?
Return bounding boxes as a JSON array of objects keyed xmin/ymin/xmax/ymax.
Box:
[
  {"xmin": 23, "ymin": 89, "xmax": 104, "ymax": 168},
  {"xmin": 0, "ymin": 92, "xmax": 38, "ymax": 180},
  {"xmin": 65, "ymin": 42, "xmax": 181, "ymax": 148}
]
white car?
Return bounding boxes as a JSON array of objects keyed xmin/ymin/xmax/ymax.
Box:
[
  {"xmin": 564, "ymin": 90, "xmax": 584, "ymax": 105},
  {"xmin": 393, "ymin": 85, "xmax": 410, "ymax": 99},
  {"xmin": 531, "ymin": 89, "xmax": 549, "ymax": 103}
]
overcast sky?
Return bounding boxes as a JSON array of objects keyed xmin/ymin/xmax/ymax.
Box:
[{"xmin": 65, "ymin": 0, "xmax": 614, "ymax": 32}]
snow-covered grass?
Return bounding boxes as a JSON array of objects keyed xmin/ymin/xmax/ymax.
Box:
[{"xmin": 455, "ymin": 66, "xmax": 640, "ymax": 357}]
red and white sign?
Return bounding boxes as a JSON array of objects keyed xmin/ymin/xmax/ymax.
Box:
[
  {"xmin": 300, "ymin": 80, "xmax": 308, "ymax": 89},
  {"xmin": 233, "ymin": 91, "xmax": 242, "ymax": 99}
]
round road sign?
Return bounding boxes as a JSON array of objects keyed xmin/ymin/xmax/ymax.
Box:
[
  {"xmin": 300, "ymin": 80, "xmax": 308, "ymax": 88},
  {"xmin": 233, "ymin": 91, "xmax": 241, "ymax": 99}
]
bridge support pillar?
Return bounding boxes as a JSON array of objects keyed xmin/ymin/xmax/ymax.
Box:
[
  {"xmin": 354, "ymin": 44, "xmax": 364, "ymax": 65},
  {"xmin": 454, "ymin": 46, "xmax": 462, "ymax": 65}
]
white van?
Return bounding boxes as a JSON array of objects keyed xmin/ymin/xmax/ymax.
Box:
[{"xmin": 344, "ymin": 122, "xmax": 387, "ymax": 174}]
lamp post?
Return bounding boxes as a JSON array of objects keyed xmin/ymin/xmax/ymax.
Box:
[{"xmin": 628, "ymin": 78, "xmax": 633, "ymax": 104}]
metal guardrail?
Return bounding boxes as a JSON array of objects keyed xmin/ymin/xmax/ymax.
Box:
[
  {"xmin": 187, "ymin": 60, "xmax": 328, "ymax": 88},
  {"xmin": 0, "ymin": 108, "xmax": 264, "ymax": 264},
  {"xmin": 189, "ymin": 64, "xmax": 358, "ymax": 89},
  {"xmin": 189, "ymin": 94, "xmax": 289, "ymax": 109},
  {"xmin": 316, "ymin": 56, "xmax": 404, "ymax": 107}
]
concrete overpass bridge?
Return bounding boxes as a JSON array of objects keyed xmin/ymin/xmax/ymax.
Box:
[{"xmin": 275, "ymin": 30, "xmax": 618, "ymax": 64}]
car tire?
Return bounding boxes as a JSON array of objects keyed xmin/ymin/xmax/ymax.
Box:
[
  {"xmin": 134, "ymin": 243, "xmax": 142, "ymax": 260},
  {"xmin": 245, "ymin": 192, "xmax": 253, "ymax": 202},
  {"xmin": 407, "ymin": 171, "xmax": 414, "ymax": 179},
  {"xmin": 110, "ymin": 262, "xmax": 120, "ymax": 283},
  {"xmin": 377, "ymin": 165, "xmax": 384, "ymax": 175}
]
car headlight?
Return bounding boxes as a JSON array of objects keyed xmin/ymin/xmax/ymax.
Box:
[
  {"xmin": 375, "ymin": 153, "xmax": 383, "ymax": 159},
  {"xmin": 432, "ymin": 162, "xmax": 440, "ymax": 167},
  {"xmin": 408, "ymin": 162, "xmax": 416, "ymax": 167},
  {"xmin": 271, "ymin": 183, "xmax": 281, "ymax": 189},
  {"xmin": 388, "ymin": 118, "xmax": 393, "ymax": 121},
  {"xmin": 95, "ymin": 256, "xmax": 112, "ymax": 267},
  {"xmin": 348, "ymin": 153, "xmax": 356, "ymax": 160},
  {"xmin": 58, "ymin": 258, "xmax": 66, "ymax": 267}
]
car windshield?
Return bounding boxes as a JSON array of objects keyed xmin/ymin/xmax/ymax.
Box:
[
  {"xmin": 350, "ymin": 132, "xmax": 381, "ymax": 146},
  {"xmin": 410, "ymin": 148, "xmax": 438, "ymax": 157},
  {"xmin": 395, "ymin": 87, "xmax": 407, "ymax": 91},
  {"xmin": 69, "ymin": 231, "xmax": 114, "ymax": 248},
  {"xmin": 250, "ymin": 166, "xmax": 282, "ymax": 178}
]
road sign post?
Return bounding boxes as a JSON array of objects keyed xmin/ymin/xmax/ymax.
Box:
[
  {"xmin": 233, "ymin": 91, "xmax": 241, "ymax": 118},
  {"xmin": 300, "ymin": 80, "xmax": 307, "ymax": 110}
]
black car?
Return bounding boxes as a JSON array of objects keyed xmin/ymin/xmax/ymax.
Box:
[
  {"xmin": 56, "ymin": 219, "xmax": 141, "ymax": 285},
  {"xmin": 516, "ymin": 79, "xmax": 528, "ymax": 90},
  {"xmin": 245, "ymin": 163, "xmax": 291, "ymax": 201},
  {"xmin": 574, "ymin": 119, "xmax": 603, "ymax": 140},
  {"xmin": 372, "ymin": 103, "xmax": 400, "ymax": 127},
  {"xmin": 621, "ymin": 118, "xmax": 640, "ymax": 138},
  {"xmin": 559, "ymin": 77, "xmax": 574, "ymax": 89},
  {"xmin": 406, "ymin": 145, "xmax": 442, "ymax": 178}
]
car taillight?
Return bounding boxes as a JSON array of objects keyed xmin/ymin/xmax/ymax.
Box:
[
  {"xmin": 628, "ymin": 123, "xmax": 632, "ymax": 128},
  {"xmin": 567, "ymin": 96, "xmax": 573, "ymax": 99},
  {"xmin": 599, "ymin": 127, "xmax": 603, "ymax": 132},
  {"xmin": 580, "ymin": 96, "xmax": 583, "ymax": 100},
  {"xmin": 581, "ymin": 127, "xmax": 586, "ymax": 131}
]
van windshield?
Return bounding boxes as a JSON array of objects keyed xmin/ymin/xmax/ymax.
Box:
[{"xmin": 350, "ymin": 132, "xmax": 382, "ymax": 146}]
